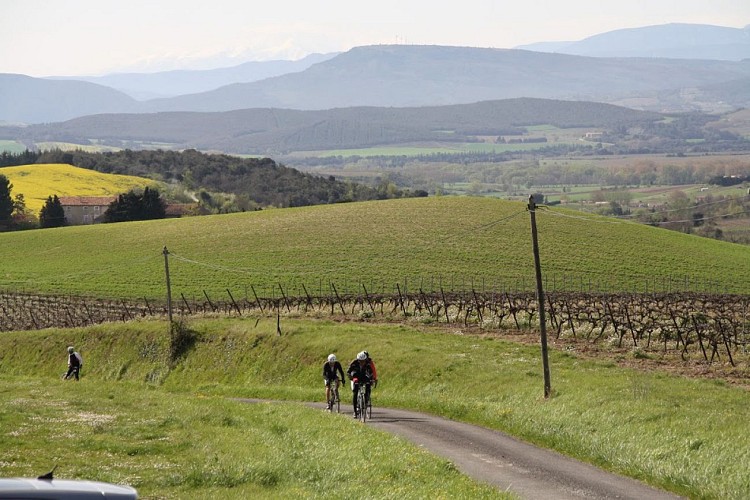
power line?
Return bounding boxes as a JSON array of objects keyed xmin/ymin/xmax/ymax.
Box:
[
  {"xmin": 646, "ymin": 210, "xmax": 750, "ymax": 226},
  {"xmin": 613, "ymin": 195, "xmax": 748, "ymax": 219},
  {"xmin": 168, "ymin": 251, "xmax": 255, "ymax": 275},
  {"xmin": 540, "ymin": 208, "xmax": 628, "ymax": 224}
]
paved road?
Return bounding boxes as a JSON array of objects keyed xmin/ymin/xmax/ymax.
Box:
[{"xmin": 237, "ymin": 399, "xmax": 682, "ymax": 499}]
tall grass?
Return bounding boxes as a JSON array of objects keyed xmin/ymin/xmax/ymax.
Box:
[
  {"xmin": 1, "ymin": 317, "xmax": 748, "ymax": 498},
  {"xmin": 1, "ymin": 196, "xmax": 749, "ymax": 299}
]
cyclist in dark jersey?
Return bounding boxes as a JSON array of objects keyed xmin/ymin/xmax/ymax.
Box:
[
  {"xmin": 323, "ymin": 354, "xmax": 344, "ymax": 410},
  {"xmin": 347, "ymin": 351, "xmax": 373, "ymax": 418}
]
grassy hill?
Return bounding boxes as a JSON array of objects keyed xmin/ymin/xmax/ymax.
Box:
[
  {"xmin": 1, "ymin": 196, "xmax": 748, "ymax": 299},
  {"xmin": 0, "ymin": 317, "xmax": 748, "ymax": 498},
  {"xmin": 0, "ymin": 163, "xmax": 157, "ymax": 214}
]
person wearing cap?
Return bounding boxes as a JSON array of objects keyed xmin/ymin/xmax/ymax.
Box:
[
  {"xmin": 347, "ymin": 351, "xmax": 374, "ymax": 418},
  {"xmin": 63, "ymin": 346, "xmax": 83, "ymax": 381},
  {"xmin": 322, "ymin": 353, "xmax": 344, "ymax": 410}
]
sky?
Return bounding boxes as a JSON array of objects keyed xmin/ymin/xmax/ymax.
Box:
[{"xmin": 2, "ymin": 0, "xmax": 749, "ymax": 77}]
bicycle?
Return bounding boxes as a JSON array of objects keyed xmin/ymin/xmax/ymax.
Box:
[
  {"xmin": 326, "ymin": 378, "xmax": 341, "ymax": 413},
  {"xmin": 353, "ymin": 379, "xmax": 371, "ymax": 422}
]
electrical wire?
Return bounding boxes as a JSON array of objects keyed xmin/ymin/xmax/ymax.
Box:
[
  {"xmin": 168, "ymin": 251, "xmax": 255, "ymax": 274},
  {"xmin": 613, "ymin": 195, "xmax": 749, "ymax": 219}
]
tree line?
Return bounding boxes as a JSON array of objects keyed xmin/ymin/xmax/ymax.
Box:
[{"xmin": 14, "ymin": 149, "xmax": 426, "ymax": 208}]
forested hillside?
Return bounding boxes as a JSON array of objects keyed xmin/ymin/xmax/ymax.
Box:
[
  {"xmin": 4, "ymin": 98, "xmax": 660, "ymax": 154},
  {"xmin": 7, "ymin": 149, "xmax": 425, "ymax": 209}
]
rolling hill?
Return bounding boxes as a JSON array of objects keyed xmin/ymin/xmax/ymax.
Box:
[
  {"xmin": 0, "ymin": 163, "xmax": 157, "ymax": 214},
  {"xmin": 0, "ymin": 74, "xmax": 137, "ymax": 123},
  {"xmin": 5, "ymin": 98, "xmax": 661, "ymax": 154},
  {"xmin": 0, "ymin": 196, "xmax": 748, "ymax": 300}
]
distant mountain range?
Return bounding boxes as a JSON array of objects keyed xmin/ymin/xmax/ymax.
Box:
[
  {"xmin": 47, "ymin": 52, "xmax": 338, "ymax": 100},
  {"xmin": 1, "ymin": 23, "xmax": 750, "ymax": 125},
  {"xmin": 515, "ymin": 23, "xmax": 750, "ymax": 60}
]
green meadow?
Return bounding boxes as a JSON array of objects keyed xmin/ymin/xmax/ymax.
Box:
[
  {"xmin": 298, "ymin": 141, "xmax": 576, "ymax": 158},
  {"xmin": 0, "ymin": 140, "xmax": 28, "ymax": 154},
  {"xmin": 1, "ymin": 317, "xmax": 748, "ymax": 498},
  {"xmin": 1, "ymin": 196, "xmax": 749, "ymax": 299}
]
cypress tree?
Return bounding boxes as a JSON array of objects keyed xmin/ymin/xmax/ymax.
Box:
[
  {"xmin": 39, "ymin": 195, "xmax": 66, "ymax": 228},
  {"xmin": 0, "ymin": 175, "xmax": 13, "ymax": 230}
]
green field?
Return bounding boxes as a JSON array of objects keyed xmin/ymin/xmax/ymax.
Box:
[
  {"xmin": 1, "ymin": 196, "xmax": 749, "ymax": 299},
  {"xmin": 2, "ymin": 193, "xmax": 750, "ymax": 498},
  {"xmin": 1, "ymin": 317, "xmax": 748, "ymax": 498},
  {"xmin": 296, "ymin": 141, "xmax": 577, "ymax": 158},
  {"xmin": 0, "ymin": 140, "xmax": 28, "ymax": 154},
  {"xmin": 33, "ymin": 142, "xmax": 121, "ymax": 153}
]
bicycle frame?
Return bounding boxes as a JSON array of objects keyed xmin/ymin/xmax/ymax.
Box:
[
  {"xmin": 354, "ymin": 381, "xmax": 371, "ymax": 422},
  {"xmin": 327, "ymin": 378, "xmax": 341, "ymax": 413}
]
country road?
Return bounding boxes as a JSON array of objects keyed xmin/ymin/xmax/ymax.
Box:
[{"xmin": 236, "ymin": 399, "xmax": 683, "ymax": 499}]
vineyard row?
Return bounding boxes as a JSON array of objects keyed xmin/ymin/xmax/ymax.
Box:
[{"xmin": 1, "ymin": 288, "xmax": 748, "ymax": 365}]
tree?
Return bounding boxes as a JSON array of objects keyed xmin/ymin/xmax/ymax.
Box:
[
  {"xmin": 12, "ymin": 193, "xmax": 38, "ymax": 229},
  {"xmin": 104, "ymin": 188, "xmax": 166, "ymax": 223},
  {"xmin": 39, "ymin": 195, "xmax": 66, "ymax": 228},
  {"xmin": 141, "ymin": 187, "xmax": 166, "ymax": 219},
  {"xmin": 40, "ymin": 195, "xmax": 66, "ymax": 228},
  {"xmin": 0, "ymin": 175, "xmax": 14, "ymax": 230}
]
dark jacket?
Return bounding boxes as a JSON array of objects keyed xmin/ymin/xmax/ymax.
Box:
[
  {"xmin": 323, "ymin": 361, "xmax": 344, "ymax": 381},
  {"xmin": 347, "ymin": 359, "xmax": 373, "ymax": 384},
  {"xmin": 68, "ymin": 352, "xmax": 82, "ymax": 367}
]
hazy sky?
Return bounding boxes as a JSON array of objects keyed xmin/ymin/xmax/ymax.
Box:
[{"xmin": 2, "ymin": 0, "xmax": 749, "ymax": 77}]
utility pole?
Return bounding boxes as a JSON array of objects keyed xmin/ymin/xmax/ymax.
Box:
[
  {"xmin": 163, "ymin": 246, "xmax": 173, "ymax": 329},
  {"xmin": 528, "ymin": 195, "xmax": 551, "ymax": 398}
]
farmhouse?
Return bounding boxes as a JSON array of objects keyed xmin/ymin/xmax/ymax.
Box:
[{"xmin": 58, "ymin": 196, "xmax": 116, "ymax": 225}]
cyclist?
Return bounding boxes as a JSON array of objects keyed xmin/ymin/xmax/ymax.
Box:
[
  {"xmin": 63, "ymin": 346, "xmax": 83, "ymax": 381},
  {"xmin": 323, "ymin": 354, "xmax": 344, "ymax": 411},
  {"xmin": 363, "ymin": 351, "xmax": 378, "ymax": 388},
  {"xmin": 347, "ymin": 351, "xmax": 373, "ymax": 418}
]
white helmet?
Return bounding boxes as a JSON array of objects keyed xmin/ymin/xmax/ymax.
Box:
[
  {"xmin": 357, "ymin": 351, "xmax": 367, "ymax": 361},
  {"xmin": 327, "ymin": 354, "xmax": 336, "ymax": 362}
]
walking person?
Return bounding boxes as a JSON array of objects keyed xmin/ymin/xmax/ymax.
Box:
[{"xmin": 63, "ymin": 346, "xmax": 83, "ymax": 381}]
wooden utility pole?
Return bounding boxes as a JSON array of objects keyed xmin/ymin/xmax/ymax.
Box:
[
  {"xmin": 528, "ymin": 195, "xmax": 551, "ymax": 398},
  {"xmin": 163, "ymin": 246, "xmax": 173, "ymax": 328}
]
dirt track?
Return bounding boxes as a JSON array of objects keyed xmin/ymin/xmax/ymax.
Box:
[{"xmin": 236, "ymin": 399, "xmax": 683, "ymax": 499}]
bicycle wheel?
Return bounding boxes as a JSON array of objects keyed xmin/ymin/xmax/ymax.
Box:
[
  {"xmin": 326, "ymin": 390, "xmax": 334, "ymax": 411},
  {"xmin": 358, "ymin": 390, "xmax": 367, "ymax": 423},
  {"xmin": 334, "ymin": 385, "xmax": 340, "ymax": 413}
]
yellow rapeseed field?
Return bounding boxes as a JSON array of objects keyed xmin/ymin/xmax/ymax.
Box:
[{"xmin": 0, "ymin": 163, "xmax": 157, "ymax": 215}]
